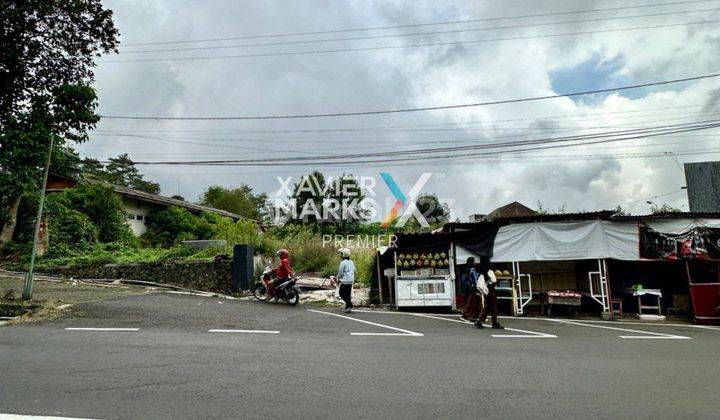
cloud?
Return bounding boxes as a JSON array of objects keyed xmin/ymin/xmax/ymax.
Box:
[{"xmin": 78, "ymin": 0, "xmax": 720, "ymax": 217}]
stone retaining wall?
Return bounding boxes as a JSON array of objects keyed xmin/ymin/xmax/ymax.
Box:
[{"xmin": 40, "ymin": 260, "xmax": 234, "ymax": 294}]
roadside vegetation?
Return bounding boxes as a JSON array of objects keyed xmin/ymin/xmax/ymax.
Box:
[
  {"xmin": 3, "ymin": 117, "xmax": 446, "ymax": 288},
  {"xmin": 0, "ymin": 179, "xmax": 381, "ymax": 285}
]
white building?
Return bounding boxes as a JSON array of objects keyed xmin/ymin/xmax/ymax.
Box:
[{"xmin": 46, "ymin": 174, "xmax": 245, "ymax": 236}]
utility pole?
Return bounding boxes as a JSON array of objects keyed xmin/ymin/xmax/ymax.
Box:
[{"xmin": 22, "ymin": 134, "xmax": 55, "ymax": 301}]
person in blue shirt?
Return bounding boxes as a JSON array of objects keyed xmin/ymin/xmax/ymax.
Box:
[
  {"xmin": 461, "ymin": 257, "xmax": 481, "ymax": 321},
  {"xmin": 335, "ymin": 248, "xmax": 356, "ymax": 313}
]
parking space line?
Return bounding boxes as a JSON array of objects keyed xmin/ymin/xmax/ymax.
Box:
[
  {"xmin": 544, "ymin": 319, "xmax": 691, "ymax": 339},
  {"xmin": 549, "ymin": 319, "xmax": 720, "ymax": 332},
  {"xmin": 406, "ymin": 313, "xmax": 556, "ymax": 338},
  {"xmin": 1, "ymin": 414, "xmax": 98, "ymax": 419},
  {"xmin": 64, "ymin": 327, "xmax": 139, "ymax": 332},
  {"xmin": 208, "ymin": 329, "xmax": 279, "ymax": 334},
  {"xmin": 307, "ymin": 309, "xmax": 423, "ymax": 337},
  {"xmin": 354, "ymin": 311, "xmax": 555, "ymax": 338}
]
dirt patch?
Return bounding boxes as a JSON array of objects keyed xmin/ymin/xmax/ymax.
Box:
[
  {"xmin": 0, "ymin": 271, "xmax": 157, "ymax": 324},
  {"xmin": 299, "ymin": 286, "xmax": 370, "ymax": 306}
]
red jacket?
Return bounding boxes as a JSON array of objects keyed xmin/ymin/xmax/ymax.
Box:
[{"xmin": 273, "ymin": 257, "xmax": 294, "ymax": 279}]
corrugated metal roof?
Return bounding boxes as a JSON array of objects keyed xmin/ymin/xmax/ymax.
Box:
[
  {"xmin": 609, "ymin": 211, "xmax": 720, "ymax": 221},
  {"xmin": 85, "ymin": 179, "xmax": 247, "ymax": 221},
  {"xmin": 443, "ymin": 211, "xmax": 616, "ymax": 231}
]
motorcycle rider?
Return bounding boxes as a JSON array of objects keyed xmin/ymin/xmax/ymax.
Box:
[{"xmin": 268, "ymin": 248, "xmax": 294, "ymax": 298}]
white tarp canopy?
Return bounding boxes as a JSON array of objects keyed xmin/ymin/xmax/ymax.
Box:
[
  {"xmin": 645, "ymin": 218, "xmax": 720, "ymax": 233},
  {"xmin": 491, "ymin": 220, "xmax": 639, "ymax": 262}
]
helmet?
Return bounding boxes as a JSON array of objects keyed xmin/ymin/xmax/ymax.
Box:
[
  {"xmin": 338, "ymin": 248, "xmax": 351, "ymax": 258},
  {"xmin": 276, "ymin": 249, "xmax": 289, "ymax": 258}
]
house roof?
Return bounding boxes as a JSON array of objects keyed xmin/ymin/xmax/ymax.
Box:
[
  {"xmin": 485, "ymin": 201, "xmax": 536, "ymax": 220},
  {"xmin": 443, "ymin": 210, "xmax": 618, "ymax": 232},
  {"xmin": 85, "ymin": 179, "xmax": 247, "ymax": 221}
]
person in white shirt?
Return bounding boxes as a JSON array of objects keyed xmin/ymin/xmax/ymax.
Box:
[
  {"xmin": 336, "ymin": 248, "xmax": 356, "ymax": 313},
  {"xmin": 475, "ymin": 258, "xmax": 504, "ymax": 330}
]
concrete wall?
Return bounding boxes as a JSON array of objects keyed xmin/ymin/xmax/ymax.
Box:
[
  {"xmin": 41, "ymin": 260, "xmax": 235, "ymax": 294},
  {"xmin": 122, "ymin": 198, "xmax": 153, "ymax": 236}
]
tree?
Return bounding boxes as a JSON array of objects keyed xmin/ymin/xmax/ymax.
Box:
[
  {"xmin": 612, "ymin": 205, "xmax": 630, "ymax": 216},
  {"xmin": 0, "ymin": 1, "xmax": 118, "ymax": 127},
  {"xmin": 650, "ymin": 203, "xmax": 682, "ymax": 214},
  {"xmin": 536, "ymin": 201, "xmax": 567, "ymax": 215},
  {"xmin": 1, "ymin": 85, "xmax": 104, "ymax": 245},
  {"xmin": 289, "ymin": 171, "xmax": 327, "ymax": 225},
  {"xmin": 80, "ymin": 154, "xmax": 161, "ymax": 194},
  {"xmin": 80, "ymin": 157, "xmax": 105, "ymax": 178},
  {"xmin": 397, "ymin": 193, "xmax": 450, "ymax": 232},
  {"xmin": 0, "ymin": 1, "xmax": 118, "ymax": 246},
  {"xmin": 200, "ymin": 185, "xmax": 267, "ymax": 220},
  {"xmin": 324, "ymin": 174, "xmax": 369, "ymax": 233},
  {"xmin": 103, "ymin": 154, "xmax": 161, "ymax": 194},
  {"xmin": 415, "ymin": 194, "xmax": 450, "ymax": 224}
]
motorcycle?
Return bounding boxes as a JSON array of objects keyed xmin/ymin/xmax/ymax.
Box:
[{"xmin": 252, "ymin": 265, "xmax": 300, "ymax": 306}]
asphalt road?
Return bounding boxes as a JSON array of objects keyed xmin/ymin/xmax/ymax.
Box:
[{"xmin": 2, "ymin": 292, "xmax": 719, "ymax": 419}]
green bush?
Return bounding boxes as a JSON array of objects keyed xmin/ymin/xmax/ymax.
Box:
[
  {"xmin": 63, "ymin": 183, "xmax": 132, "ymax": 242},
  {"xmin": 142, "ymin": 207, "xmax": 216, "ymax": 247},
  {"xmin": 15, "ymin": 192, "xmax": 99, "ymax": 250},
  {"xmin": 211, "ymin": 218, "xmax": 280, "ymax": 257},
  {"xmin": 262, "ymin": 224, "xmax": 375, "ymax": 285}
]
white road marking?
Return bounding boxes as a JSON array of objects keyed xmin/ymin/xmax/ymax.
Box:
[
  {"xmin": 349, "ymin": 310, "xmax": 702, "ymax": 339},
  {"xmin": 391, "ymin": 312, "xmax": 710, "ymax": 334},
  {"xmin": 406, "ymin": 312, "xmax": 556, "ymax": 338},
  {"xmin": 0, "ymin": 414, "xmax": 98, "ymax": 419},
  {"xmin": 307, "ymin": 309, "xmax": 423, "ymax": 337},
  {"xmin": 64, "ymin": 327, "xmax": 139, "ymax": 332},
  {"xmin": 543, "ymin": 318, "xmax": 720, "ymax": 331},
  {"xmin": 544, "ymin": 319, "xmax": 691, "ymax": 340},
  {"xmin": 208, "ymin": 329, "xmax": 279, "ymax": 334}
]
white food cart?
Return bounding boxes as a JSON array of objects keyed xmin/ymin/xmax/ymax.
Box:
[{"xmin": 394, "ymin": 249, "xmax": 455, "ymax": 309}]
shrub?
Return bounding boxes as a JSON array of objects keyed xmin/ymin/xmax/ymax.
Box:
[
  {"xmin": 211, "ymin": 218, "xmax": 280, "ymax": 257},
  {"xmin": 15, "ymin": 192, "xmax": 98, "ymax": 250},
  {"xmin": 63, "ymin": 183, "xmax": 132, "ymax": 242},
  {"xmin": 142, "ymin": 207, "xmax": 215, "ymax": 247}
]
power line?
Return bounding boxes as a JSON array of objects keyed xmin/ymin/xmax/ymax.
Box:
[
  {"xmin": 113, "ymin": 146, "xmax": 720, "ymax": 164},
  {"xmin": 622, "ymin": 189, "xmax": 687, "ymax": 205},
  {"xmin": 119, "ymin": 0, "xmax": 718, "ymax": 46},
  {"xmin": 118, "ymin": 8, "xmax": 718, "ymax": 54},
  {"xmin": 93, "ymin": 105, "xmax": 704, "ymax": 134},
  {"xmin": 85, "ymin": 135, "xmax": 720, "ymax": 157},
  {"xmin": 99, "ymin": 19, "xmax": 720, "ymax": 63},
  {"xmin": 98, "ymin": 120, "xmax": 720, "ymax": 165},
  {"xmin": 93, "ymin": 113, "xmax": 717, "ymax": 139},
  {"xmin": 99, "ymin": 73, "xmax": 720, "ymax": 120}
]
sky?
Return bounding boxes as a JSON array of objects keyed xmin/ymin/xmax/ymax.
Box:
[{"xmin": 78, "ymin": 0, "xmax": 720, "ymax": 221}]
